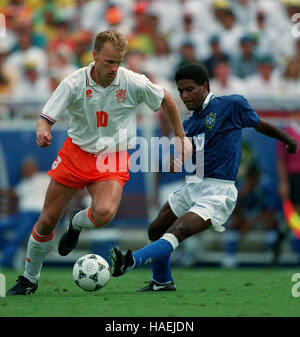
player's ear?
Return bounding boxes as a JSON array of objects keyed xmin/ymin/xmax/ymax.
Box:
[
  {"xmin": 202, "ymin": 81, "xmax": 209, "ymax": 92},
  {"xmin": 92, "ymin": 49, "xmax": 98, "ymax": 61}
]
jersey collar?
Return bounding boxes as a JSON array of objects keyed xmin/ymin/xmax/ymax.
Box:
[
  {"xmin": 201, "ymin": 92, "xmax": 215, "ymax": 111},
  {"xmin": 86, "ymin": 62, "xmax": 120, "ymax": 87}
]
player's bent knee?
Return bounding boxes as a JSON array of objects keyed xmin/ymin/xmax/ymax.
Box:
[{"xmin": 91, "ymin": 206, "xmax": 116, "ymax": 228}]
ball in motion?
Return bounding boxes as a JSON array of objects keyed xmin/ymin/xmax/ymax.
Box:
[{"xmin": 73, "ymin": 254, "xmax": 110, "ymax": 291}]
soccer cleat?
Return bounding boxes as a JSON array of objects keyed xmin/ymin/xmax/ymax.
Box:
[
  {"xmin": 6, "ymin": 276, "xmax": 38, "ymax": 296},
  {"xmin": 109, "ymin": 246, "xmax": 134, "ymax": 277},
  {"xmin": 137, "ymin": 280, "xmax": 176, "ymax": 292},
  {"xmin": 58, "ymin": 209, "xmax": 81, "ymax": 256}
]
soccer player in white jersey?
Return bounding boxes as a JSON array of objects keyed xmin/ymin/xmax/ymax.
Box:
[{"xmin": 7, "ymin": 30, "xmax": 193, "ymax": 296}]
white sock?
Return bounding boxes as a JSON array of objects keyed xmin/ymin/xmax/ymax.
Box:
[
  {"xmin": 24, "ymin": 226, "xmax": 54, "ymax": 283},
  {"xmin": 72, "ymin": 207, "xmax": 97, "ymax": 231},
  {"xmin": 162, "ymin": 233, "xmax": 179, "ymax": 250}
]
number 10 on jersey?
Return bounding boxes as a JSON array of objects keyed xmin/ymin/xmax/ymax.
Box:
[{"xmin": 96, "ymin": 111, "xmax": 108, "ymax": 127}]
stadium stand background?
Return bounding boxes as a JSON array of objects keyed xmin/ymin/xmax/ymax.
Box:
[{"xmin": 0, "ymin": 0, "xmax": 300, "ymax": 268}]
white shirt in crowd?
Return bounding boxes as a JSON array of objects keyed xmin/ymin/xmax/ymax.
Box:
[{"xmin": 15, "ymin": 173, "xmax": 50, "ymax": 212}]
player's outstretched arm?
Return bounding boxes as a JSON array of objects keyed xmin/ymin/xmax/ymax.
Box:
[
  {"xmin": 161, "ymin": 89, "xmax": 193, "ymax": 160},
  {"xmin": 254, "ymin": 119, "xmax": 297, "ymax": 154},
  {"xmin": 36, "ymin": 118, "xmax": 53, "ymax": 148}
]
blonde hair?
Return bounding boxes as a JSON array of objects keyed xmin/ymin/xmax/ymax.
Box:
[{"xmin": 94, "ymin": 30, "xmax": 128, "ymax": 53}]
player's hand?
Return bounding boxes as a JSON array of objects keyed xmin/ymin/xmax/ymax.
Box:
[
  {"xmin": 167, "ymin": 155, "xmax": 183, "ymax": 174},
  {"xmin": 286, "ymin": 138, "xmax": 297, "ymax": 154},
  {"xmin": 174, "ymin": 136, "xmax": 193, "ymax": 161},
  {"xmin": 36, "ymin": 131, "xmax": 52, "ymax": 147}
]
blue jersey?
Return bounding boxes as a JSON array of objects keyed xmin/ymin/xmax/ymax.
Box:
[{"xmin": 183, "ymin": 93, "xmax": 260, "ymax": 181}]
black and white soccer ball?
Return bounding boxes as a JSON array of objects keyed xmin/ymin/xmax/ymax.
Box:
[{"xmin": 72, "ymin": 254, "xmax": 110, "ymax": 292}]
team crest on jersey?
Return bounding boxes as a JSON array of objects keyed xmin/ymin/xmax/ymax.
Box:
[
  {"xmin": 86, "ymin": 89, "xmax": 92, "ymax": 97},
  {"xmin": 115, "ymin": 89, "xmax": 127, "ymax": 103},
  {"xmin": 206, "ymin": 112, "xmax": 216, "ymax": 130}
]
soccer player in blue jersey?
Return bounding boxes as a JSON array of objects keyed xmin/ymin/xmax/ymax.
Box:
[{"xmin": 110, "ymin": 63, "xmax": 297, "ymax": 291}]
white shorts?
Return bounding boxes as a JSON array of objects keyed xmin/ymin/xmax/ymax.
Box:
[{"xmin": 168, "ymin": 177, "xmax": 238, "ymax": 232}]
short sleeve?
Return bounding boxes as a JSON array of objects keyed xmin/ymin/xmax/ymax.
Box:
[
  {"xmin": 137, "ymin": 75, "xmax": 165, "ymax": 111},
  {"xmin": 232, "ymin": 95, "xmax": 260, "ymax": 128},
  {"xmin": 41, "ymin": 80, "xmax": 72, "ymax": 123}
]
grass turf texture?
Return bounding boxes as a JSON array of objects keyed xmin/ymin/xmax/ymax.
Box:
[{"xmin": 0, "ymin": 267, "xmax": 299, "ymax": 317}]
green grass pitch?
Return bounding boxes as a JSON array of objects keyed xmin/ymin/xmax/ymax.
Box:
[{"xmin": 0, "ymin": 267, "xmax": 299, "ymax": 317}]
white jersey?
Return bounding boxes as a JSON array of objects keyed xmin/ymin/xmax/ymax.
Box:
[{"xmin": 41, "ymin": 62, "xmax": 164, "ymax": 153}]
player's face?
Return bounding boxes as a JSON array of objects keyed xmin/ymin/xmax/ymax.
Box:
[
  {"xmin": 177, "ymin": 79, "xmax": 208, "ymax": 111},
  {"xmin": 93, "ymin": 42, "xmax": 125, "ymax": 84}
]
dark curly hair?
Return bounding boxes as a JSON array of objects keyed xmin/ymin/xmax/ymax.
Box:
[{"xmin": 175, "ymin": 63, "xmax": 210, "ymax": 91}]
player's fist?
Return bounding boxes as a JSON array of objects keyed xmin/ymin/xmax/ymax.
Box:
[
  {"xmin": 174, "ymin": 136, "xmax": 193, "ymax": 161},
  {"xmin": 36, "ymin": 131, "xmax": 52, "ymax": 147},
  {"xmin": 286, "ymin": 138, "xmax": 297, "ymax": 154},
  {"xmin": 167, "ymin": 155, "xmax": 183, "ymax": 174}
]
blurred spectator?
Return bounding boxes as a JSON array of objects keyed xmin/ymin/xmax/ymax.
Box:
[
  {"xmin": 127, "ymin": 1, "xmax": 155, "ymax": 55},
  {"xmin": 231, "ymin": 34, "xmax": 258, "ymax": 79},
  {"xmin": 203, "ymin": 35, "xmax": 229, "ymax": 78},
  {"xmin": 0, "ymin": 38, "xmax": 18, "ymax": 101},
  {"xmin": 222, "ymin": 164, "xmax": 281, "ymax": 267},
  {"xmin": 72, "ymin": 30, "xmax": 93, "ymax": 68},
  {"xmin": 49, "ymin": 44, "xmax": 78, "ymax": 80},
  {"xmin": 210, "ymin": 57, "xmax": 245, "ymax": 95},
  {"xmin": 230, "ymin": 0, "xmax": 257, "ymax": 30},
  {"xmin": 48, "ymin": 19, "xmax": 75, "ymax": 52},
  {"xmin": 245, "ymin": 54, "xmax": 280, "ymax": 100},
  {"xmin": 0, "ymin": 157, "xmax": 50, "ymax": 268},
  {"xmin": 12, "ymin": 59, "xmax": 50, "ymax": 103},
  {"xmin": 215, "ymin": 7, "xmax": 245, "ymax": 57},
  {"xmin": 141, "ymin": 36, "xmax": 178, "ymax": 80},
  {"xmin": 251, "ymin": 9, "xmax": 278, "ymax": 60},
  {"xmin": 291, "ymin": 39, "xmax": 300, "ymax": 71},
  {"xmin": 88, "ymin": 2, "xmax": 132, "ymax": 36},
  {"xmin": 277, "ymin": 111, "xmax": 300, "ymax": 261},
  {"xmin": 11, "ymin": 59, "xmax": 50, "ymax": 119},
  {"xmin": 174, "ymin": 41, "xmax": 200, "ymax": 73},
  {"xmin": 276, "ymin": 60, "xmax": 300, "ymax": 98},
  {"xmin": 271, "ymin": 0, "xmax": 300, "ymax": 65},
  {"xmin": 124, "ymin": 49, "xmax": 147, "ymax": 73},
  {"xmin": 5, "ymin": 24, "xmax": 48, "ymax": 80},
  {"xmin": 169, "ymin": 12, "xmax": 210, "ymax": 61},
  {"xmin": 16, "ymin": 19, "xmax": 47, "ymax": 49},
  {"xmin": 33, "ymin": 1, "xmax": 61, "ymax": 43}
]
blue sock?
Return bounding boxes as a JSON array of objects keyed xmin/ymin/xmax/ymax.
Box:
[
  {"xmin": 152, "ymin": 257, "xmax": 173, "ymax": 284},
  {"xmin": 133, "ymin": 238, "xmax": 173, "ymax": 269}
]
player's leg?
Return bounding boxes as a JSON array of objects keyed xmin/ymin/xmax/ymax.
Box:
[
  {"xmin": 7, "ymin": 179, "xmax": 78, "ymax": 295},
  {"xmin": 58, "ymin": 180, "xmax": 123, "ymax": 256},
  {"xmin": 138, "ymin": 202, "xmax": 178, "ymax": 290},
  {"xmin": 110, "ymin": 211, "xmax": 211, "ymax": 276},
  {"xmin": 147, "ymin": 202, "xmax": 178, "ymax": 241}
]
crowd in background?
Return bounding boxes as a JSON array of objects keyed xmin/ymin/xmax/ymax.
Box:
[{"xmin": 1, "ymin": 0, "xmax": 300, "ymax": 119}]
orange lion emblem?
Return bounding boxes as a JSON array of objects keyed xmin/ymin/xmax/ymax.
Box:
[{"xmin": 115, "ymin": 89, "xmax": 127, "ymax": 103}]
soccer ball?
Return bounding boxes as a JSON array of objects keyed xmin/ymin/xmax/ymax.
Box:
[{"xmin": 72, "ymin": 254, "xmax": 110, "ymax": 292}]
